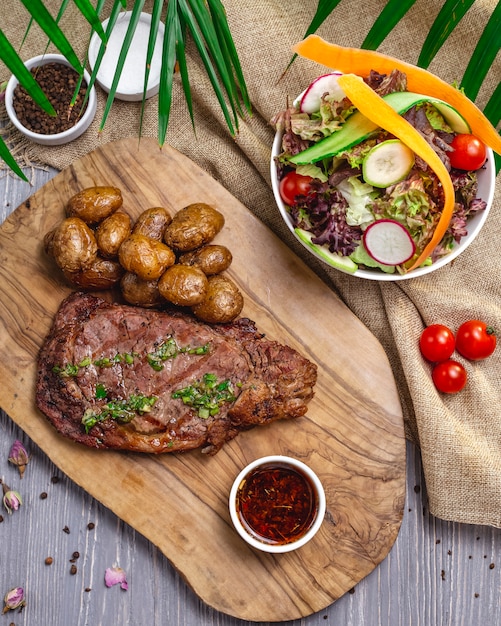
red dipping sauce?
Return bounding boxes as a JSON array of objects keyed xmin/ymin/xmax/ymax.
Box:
[{"xmin": 235, "ymin": 461, "xmax": 319, "ymax": 545}]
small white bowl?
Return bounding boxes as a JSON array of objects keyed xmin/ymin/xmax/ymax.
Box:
[
  {"xmin": 88, "ymin": 11, "xmax": 164, "ymax": 102},
  {"xmin": 5, "ymin": 54, "xmax": 97, "ymax": 146},
  {"xmin": 271, "ymin": 129, "xmax": 495, "ymax": 282},
  {"xmin": 229, "ymin": 455, "xmax": 326, "ymax": 553}
]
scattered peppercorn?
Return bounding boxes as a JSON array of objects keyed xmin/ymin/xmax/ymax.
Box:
[
  {"xmin": 85, "ymin": 588, "xmax": 91, "ymax": 593},
  {"xmin": 45, "ymin": 557, "xmax": 53, "ymax": 566},
  {"xmin": 489, "ymin": 563, "xmax": 495, "ymax": 570},
  {"xmin": 51, "ymin": 476, "xmax": 60, "ymax": 484},
  {"xmin": 70, "ymin": 564, "xmax": 77, "ymax": 575},
  {"xmin": 40, "ymin": 492, "xmax": 47, "ymax": 500},
  {"xmin": 63, "ymin": 526, "xmax": 70, "ymax": 534},
  {"xmin": 69, "ymin": 552, "xmax": 80, "ymax": 563},
  {"xmin": 87, "ymin": 522, "xmax": 95, "ymax": 531}
]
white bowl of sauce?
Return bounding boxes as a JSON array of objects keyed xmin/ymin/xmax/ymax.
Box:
[{"xmin": 229, "ymin": 455, "xmax": 326, "ymax": 553}]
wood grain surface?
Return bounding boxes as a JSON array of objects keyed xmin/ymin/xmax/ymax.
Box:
[{"xmin": 0, "ymin": 138, "xmax": 405, "ymax": 621}]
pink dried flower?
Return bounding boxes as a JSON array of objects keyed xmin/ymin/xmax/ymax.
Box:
[
  {"xmin": 2, "ymin": 586, "xmax": 26, "ymax": 613},
  {"xmin": 8, "ymin": 440, "xmax": 30, "ymax": 478},
  {"xmin": 105, "ymin": 567, "xmax": 128, "ymax": 590},
  {"xmin": 2, "ymin": 481, "xmax": 22, "ymax": 514}
]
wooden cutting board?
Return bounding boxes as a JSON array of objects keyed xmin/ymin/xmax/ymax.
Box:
[{"xmin": 0, "ymin": 138, "xmax": 405, "ymax": 621}]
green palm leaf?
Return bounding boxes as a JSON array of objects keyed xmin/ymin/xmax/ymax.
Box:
[
  {"xmin": 285, "ymin": 0, "xmax": 343, "ymax": 72},
  {"xmin": 483, "ymin": 82, "xmax": 501, "ymax": 174},
  {"xmin": 72, "ymin": 0, "xmax": 106, "ymax": 41},
  {"xmin": 181, "ymin": 0, "xmax": 239, "ymax": 130},
  {"xmin": 0, "ymin": 28, "xmax": 55, "ymax": 115},
  {"xmin": 483, "ymin": 82, "xmax": 501, "ymax": 129},
  {"xmin": 361, "ymin": 0, "xmax": 418, "ymax": 50},
  {"xmin": 98, "ymin": 0, "xmax": 147, "ymax": 132},
  {"xmin": 139, "ymin": 0, "xmax": 165, "ymax": 137},
  {"xmin": 157, "ymin": 0, "xmax": 179, "ymax": 145},
  {"xmin": 207, "ymin": 0, "xmax": 251, "ymax": 115},
  {"xmin": 177, "ymin": 0, "xmax": 236, "ymax": 134},
  {"xmin": 85, "ymin": 0, "xmax": 123, "ymax": 97},
  {"xmin": 417, "ymin": 0, "xmax": 476, "ymax": 68},
  {"xmin": 0, "ymin": 135, "xmax": 28, "ymax": 181},
  {"xmin": 17, "ymin": 0, "xmax": 82, "ymax": 72},
  {"xmin": 460, "ymin": 0, "xmax": 501, "ymax": 100},
  {"xmin": 173, "ymin": 14, "xmax": 195, "ymax": 134}
]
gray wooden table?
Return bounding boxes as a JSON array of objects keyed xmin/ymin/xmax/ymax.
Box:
[{"xmin": 1, "ymin": 166, "xmax": 500, "ymax": 626}]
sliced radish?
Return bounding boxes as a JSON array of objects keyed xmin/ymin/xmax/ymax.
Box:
[
  {"xmin": 363, "ymin": 219, "xmax": 416, "ymax": 266},
  {"xmin": 362, "ymin": 139, "xmax": 414, "ymax": 188},
  {"xmin": 300, "ymin": 72, "xmax": 346, "ymax": 114}
]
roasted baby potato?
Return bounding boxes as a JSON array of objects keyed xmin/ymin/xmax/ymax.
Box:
[
  {"xmin": 118, "ymin": 234, "xmax": 175, "ymax": 281},
  {"xmin": 66, "ymin": 186, "xmax": 123, "ymax": 225},
  {"xmin": 178, "ymin": 244, "xmax": 232, "ymax": 275},
  {"xmin": 51, "ymin": 217, "xmax": 98, "ymax": 273},
  {"xmin": 95, "ymin": 211, "xmax": 132, "ymax": 258},
  {"xmin": 191, "ymin": 274, "xmax": 243, "ymax": 323},
  {"xmin": 64, "ymin": 257, "xmax": 124, "ymax": 290},
  {"xmin": 132, "ymin": 207, "xmax": 172, "ymax": 241},
  {"xmin": 158, "ymin": 265, "xmax": 208, "ymax": 307},
  {"xmin": 163, "ymin": 203, "xmax": 224, "ymax": 252},
  {"xmin": 120, "ymin": 272, "xmax": 162, "ymax": 307}
]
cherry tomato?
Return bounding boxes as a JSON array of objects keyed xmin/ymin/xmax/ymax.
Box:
[
  {"xmin": 432, "ymin": 360, "xmax": 467, "ymax": 394},
  {"xmin": 419, "ymin": 324, "xmax": 455, "ymax": 362},
  {"xmin": 449, "ymin": 134, "xmax": 487, "ymax": 171},
  {"xmin": 455, "ymin": 320, "xmax": 497, "ymax": 361},
  {"xmin": 279, "ymin": 171, "xmax": 313, "ymax": 206}
]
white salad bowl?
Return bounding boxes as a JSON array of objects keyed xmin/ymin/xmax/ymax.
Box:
[{"xmin": 271, "ymin": 125, "xmax": 495, "ymax": 282}]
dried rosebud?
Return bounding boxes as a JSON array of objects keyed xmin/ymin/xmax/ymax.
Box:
[
  {"xmin": 8, "ymin": 440, "xmax": 30, "ymax": 479},
  {"xmin": 104, "ymin": 567, "xmax": 128, "ymax": 590},
  {"xmin": 2, "ymin": 482, "xmax": 22, "ymax": 514},
  {"xmin": 2, "ymin": 586, "xmax": 26, "ymax": 613}
]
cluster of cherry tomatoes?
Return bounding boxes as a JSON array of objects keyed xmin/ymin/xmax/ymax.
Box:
[{"xmin": 419, "ymin": 320, "xmax": 497, "ymax": 394}]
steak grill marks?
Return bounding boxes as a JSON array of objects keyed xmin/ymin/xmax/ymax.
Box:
[{"xmin": 36, "ymin": 292, "xmax": 317, "ymax": 454}]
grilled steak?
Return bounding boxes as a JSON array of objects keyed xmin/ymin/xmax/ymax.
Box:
[{"xmin": 36, "ymin": 292, "xmax": 317, "ymax": 454}]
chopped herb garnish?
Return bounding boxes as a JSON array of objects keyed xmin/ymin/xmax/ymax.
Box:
[
  {"xmin": 82, "ymin": 394, "xmax": 157, "ymax": 433},
  {"xmin": 54, "ymin": 338, "xmax": 210, "ymax": 378},
  {"xmin": 95, "ymin": 383, "xmax": 107, "ymax": 400},
  {"xmin": 147, "ymin": 337, "xmax": 209, "ymax": 371},
  {"xmin": 52, "ymin": 363, "xmax": 79, "ymax": 377},
  {"xmin": 171, "ymin": 373, "xmax": 236, "ymax": 419}
]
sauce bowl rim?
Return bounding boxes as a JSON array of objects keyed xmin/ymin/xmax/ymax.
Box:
[{"xmin": 228, "ymin": 454, "xmax": 326, "ymax": 553}]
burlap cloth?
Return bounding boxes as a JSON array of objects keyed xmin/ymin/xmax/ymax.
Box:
[{"xmin": 1, "ymin": 0, "xmax": 500, "ymax": 527}]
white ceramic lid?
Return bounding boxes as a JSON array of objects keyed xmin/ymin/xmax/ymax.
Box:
[{"xmin": 88, "ymin": 11, "xmax": 164, "ymax": 101}]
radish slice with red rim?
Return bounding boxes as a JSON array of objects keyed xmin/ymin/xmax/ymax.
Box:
[
  {"xmin": 363, "ymin": 219, "xmax": 416, "ymax": 266},
  {"xmin": 300, "ymin": 72, "xmax": 345, "ymax": 114}
]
